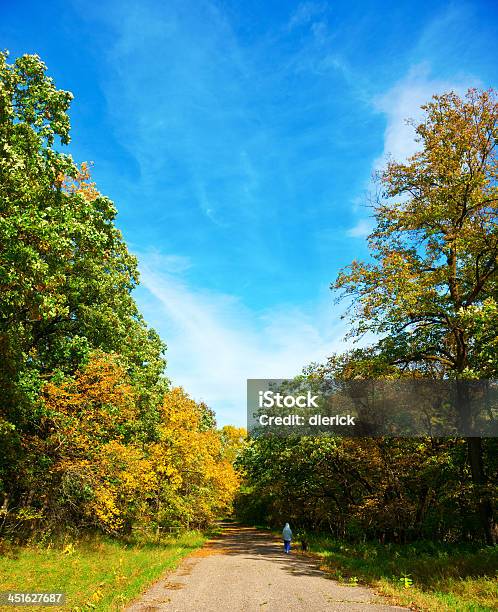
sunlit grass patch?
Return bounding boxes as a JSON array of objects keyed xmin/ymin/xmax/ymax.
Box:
[
  {"xmin": 306, "ymin": 536, "xmax": 498, "ymax": 611},
  {"xmin": 0, "ymin": 531, "xmax": 206, "ymax": 611}
]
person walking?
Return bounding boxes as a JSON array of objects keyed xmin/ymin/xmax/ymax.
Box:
[{"xmin": 282, "ymin": 522, "xmax": 292, "ymax": 554}]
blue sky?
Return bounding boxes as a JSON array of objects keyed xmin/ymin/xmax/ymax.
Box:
[{"xmin": 2, "ymin": 0, "xmax": 497, "ymax": 424}]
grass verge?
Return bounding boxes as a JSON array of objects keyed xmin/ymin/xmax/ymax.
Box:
[
  {"xmin": 0, "ymin": 531, "xmax": 207, "ymax": 611},
  {"xmin": 304, "ymin": 535, "xmax": 498, "ymax": 611}
]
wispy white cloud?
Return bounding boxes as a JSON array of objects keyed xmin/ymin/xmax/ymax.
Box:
[
  {"xmin": 138, "ymin": 252, "xmax": 347, "ymax": 426},
  {"xmin": 345, "ymin": 62, "xmax": 477, "ymax": 240},
  {"xmin": 287, "ymin": 2, "xmax": 328, "ymax": 31},
  {"xmin": 413, "ymin": 3, "xmax": 474, "ymax": 61},
  {"xmin": 346, "ymin": 218, "xmax": 373, "ymax": 239},
  {"xmin": 139, "ymin": 251, "xmax": 193, "ymax": 274},
  {"xmin": 98, "ymin": 0, "xmax": 266, "ymax": 230},
  {"xmin": 373, "ymin": 63, "xmax": 479, "ymax": 167}
]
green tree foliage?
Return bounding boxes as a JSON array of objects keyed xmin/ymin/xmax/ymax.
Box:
[
  {"xmin": 236, "ymin": 434, "xmax": 498, "ymax": 543},
  {"xmin": 0, "ymin": 52, "xmax": 239, "ymax": 538}
]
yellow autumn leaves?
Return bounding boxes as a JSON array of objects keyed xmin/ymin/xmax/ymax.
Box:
[{"xmin": 39, "ymin": 353, "xmax": 242, "ymax": 534}]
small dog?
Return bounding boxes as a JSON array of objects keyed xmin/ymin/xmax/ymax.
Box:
[{"xmin": 300, "ymin": 538, "xmax": 309, "ymax": 552}]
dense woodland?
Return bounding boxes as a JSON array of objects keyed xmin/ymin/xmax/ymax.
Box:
[{"xmin": 0, "ymin": 52, "xmax": 496, "ymax": 552}]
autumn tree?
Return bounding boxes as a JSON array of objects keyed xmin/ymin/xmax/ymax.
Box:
[
  {"xmin": 334, "ymin": 89, "xmax": 498, "ymax": 544},
  {"xmin": 0, "ymin": 52, "xmax": 166, "ymax": 502},
  {"xmin": 150, "ymin": 388, "xmax": 240, "ymax": 530}
]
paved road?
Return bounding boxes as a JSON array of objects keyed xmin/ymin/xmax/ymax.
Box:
[{"xmin": 126, "ymin": 525, "xmax": 407, "ymax": 612}]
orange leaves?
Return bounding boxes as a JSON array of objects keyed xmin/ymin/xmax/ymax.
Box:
[
  {"xmin": 74, "ymin": 354, "xmax": 135, "ymax": 418},
  {"xmin": 42, "ymin": 352, "xmax": 136, "ymax": 437},
  {"xmin": 61, "ymin": 161, "xmax": 99, "ymax": 201}
]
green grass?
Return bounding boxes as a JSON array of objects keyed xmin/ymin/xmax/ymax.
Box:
[
  {"xmin": 303, "ymin": 535, "xmax": 498, "ymax": 611},
  {"xmin": 0, "ymin": 531, "xmax": 207, "ymax": 611}
]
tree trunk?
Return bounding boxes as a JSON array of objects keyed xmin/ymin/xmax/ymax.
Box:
[
  {"xmin": 456, "ymin": 379, "xmax": 495, "ymax": 545},
  {"xmin": 467, "ymin": 436, "xmax": 495, "ymax": 545}
]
